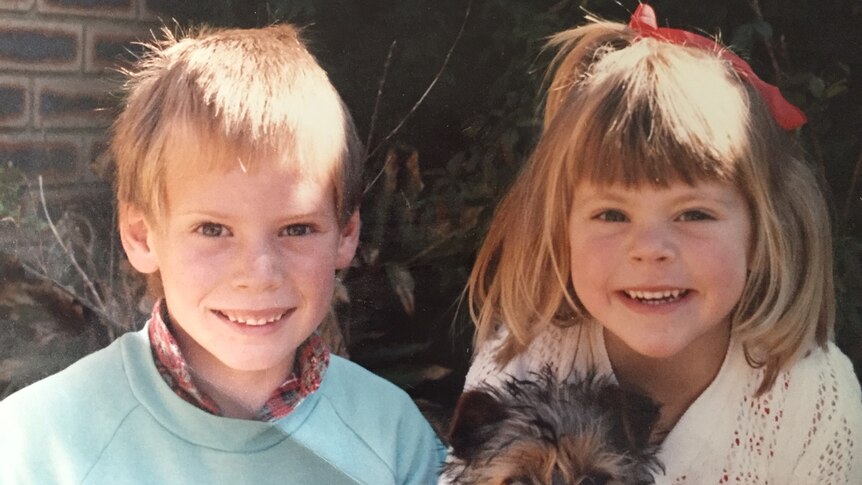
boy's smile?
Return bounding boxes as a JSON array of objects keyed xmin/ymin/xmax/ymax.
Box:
[
  {"xmin": 567, "ymin": 180, "xmax": 751, "ymax": 363},
  {"xmin": 215, "ymin": 308, "xmax": 292, "ymax": 326},
  {"xmin": 122, "ymin": 157, "xmax": 359, "ymax": 399}
]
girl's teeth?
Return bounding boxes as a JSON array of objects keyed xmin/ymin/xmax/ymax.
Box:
[{"xmin": 625, "ymin": 289, "xmax": 686, "ymax": 303}]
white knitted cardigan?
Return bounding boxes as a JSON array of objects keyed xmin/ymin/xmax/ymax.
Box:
[{"xmin": 443, "ymin": 320, "xmax": 862, "ymax": 485}]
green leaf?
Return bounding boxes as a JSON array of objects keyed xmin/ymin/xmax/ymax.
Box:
[{"xmin": 808, "ymin": 76, "xmax": 826, "ymax": 98}]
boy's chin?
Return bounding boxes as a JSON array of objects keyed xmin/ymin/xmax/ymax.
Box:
[{"xmin": 213, "ymin": 349, "xmax": 299, "ymax": 375}]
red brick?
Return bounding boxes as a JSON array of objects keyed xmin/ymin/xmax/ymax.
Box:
[
  {"xmin": 0, "ymin": 134, "xmax": 82, "ymax": 178},
  {"xmin": 0, "ymin": 0, "xmax": 35, "ymax": 11},
  {"xmin": 37, "ymin": 0, "xmax": 135, "ymax": 18},
  {"xmin": 35, "ymin": 77, "xmax": 115, "ymax": 128},
  {"xmin": 84, "ymin": 25, "xmax": 153, "ymax": 73},
  {"xmin": 0, "ymin": 20, "xmax": 82, "ymax": 72},
  {"xmin": 0, "ymin": 76, "xmax": 30, "ymax": 128}
]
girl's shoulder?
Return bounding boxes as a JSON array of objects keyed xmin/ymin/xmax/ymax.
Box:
[
  {"xmin": 650, "ymin": 341, "xmax": 861, "ymax": 483},
  {"xmin": 756, "ymin": 342, "xmax": 862, "ymax": 481},
  {"xmin": 464, "ymin": 320, "xmax": 609, "ymax": 391},
  {"xmin": 779, "ymin": 342, "xmax": 861, "ymax": 416},
  {"xmin": 784, "ymin": 341, "xmax": 862, "ymax": 427},
  {"xmin": 713, "ymin": 340, "xmax": 860, "ymax": 437}
]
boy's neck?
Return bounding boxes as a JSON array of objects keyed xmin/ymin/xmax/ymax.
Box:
[
  {"xmin": 173, "ymin": 325, "xmax": 296, "ymax": 420},
  {"xmin": 604, "ymin": 322, "xmax": 730, "ymax": 442},
  {"xmin": 186, "ymin": 361, "xmax": 294, "ymax": 419}
]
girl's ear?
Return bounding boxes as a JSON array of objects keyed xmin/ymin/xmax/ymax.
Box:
[
  {"xmin": 119, "ymin": 206, "xmax": 160, "ymax": 274},
  {"xmin": 335, "ymin": 209, "xmax": 361, "ymax": 269}
]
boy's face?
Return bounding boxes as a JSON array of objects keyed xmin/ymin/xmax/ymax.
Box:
[{"xmin": 122, "ymin": 158, "xmax": 359, "ymax": 384}]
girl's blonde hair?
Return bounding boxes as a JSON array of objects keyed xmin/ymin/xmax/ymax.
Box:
[
  {"xmin": 112, "ymin": 23, "xmax": 363, "ymax": 226},
  {"xmin": 468, "ymin": 20, "xmax": 833, "ymax": 394}
]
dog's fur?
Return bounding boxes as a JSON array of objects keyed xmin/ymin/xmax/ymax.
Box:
[{"xmin": 444, "ymin": 366, "xmax": 663, "ymax": 485}]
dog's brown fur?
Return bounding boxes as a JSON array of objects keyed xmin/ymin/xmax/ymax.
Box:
[{"xmin": 445, "ymin": 366, "xmax": 663, "ymax": 485}]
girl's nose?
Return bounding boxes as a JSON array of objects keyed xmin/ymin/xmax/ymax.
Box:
[
  {"xmin": 627, "ymin": 224, "xmax": 676, "ymax": 263},
  {"xmin": 232, "ymin": 239, "xmax": 283, "ymax": 292}
]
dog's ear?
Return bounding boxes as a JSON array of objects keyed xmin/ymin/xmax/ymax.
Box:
[
  {"xmin": 597, "ymin": 384, "xmax": 661, "ymax": 451},
  {"xmin": 447, "ymin": 389, "xmax": 508, "ymax": 461}
]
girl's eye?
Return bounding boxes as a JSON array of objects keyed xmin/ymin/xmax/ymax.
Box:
[
  {"xmin": 678, "ymin": 210, "xmax": 714, "ymax": 222},
  {"xmin": 280, "ymin": 224, "xmax": 313, "ymax": 237},
  {"xmin": 196, "ymin": 222, "xmax": 229, "ymax": 237},
  {"xmin": 595, "ymin": 210, "xmax": 628, "ymax": 222}
]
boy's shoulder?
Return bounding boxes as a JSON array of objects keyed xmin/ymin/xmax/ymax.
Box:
[
  {"xmin": 0, "ymin": 330, "xmax": 145, "ymax": 484},
  {"xmin": 288, "ymin": 355, "xmax": 445, "ymax": 485},
  {"xmin": 314, "ymin": 354, "xmax": 430, "ymax": 430},
  {"xmin": 1, "ymin": 329, "xmax": 141, "ymax": 419}
]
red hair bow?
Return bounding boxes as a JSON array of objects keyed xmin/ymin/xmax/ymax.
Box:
[{"xmin": 628, "ymin": 3, "xmax": 806, "ymax": 131}]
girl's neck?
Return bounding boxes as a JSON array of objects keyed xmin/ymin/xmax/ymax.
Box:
[{"xmin": 604, "ymin": 322, "xmax": 731, "ymax": 442}]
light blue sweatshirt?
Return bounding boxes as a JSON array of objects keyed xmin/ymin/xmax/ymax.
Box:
[{"xmin": 0, "ymin": 327, "xmax": 444, "ymax": 484}]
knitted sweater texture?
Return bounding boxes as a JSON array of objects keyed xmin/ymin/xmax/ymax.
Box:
[
  {"xmin": 450, "ymin": 321, "xmax": 862, "ymax": 484},
  {"xmin": 0, "ymin": 327, "xmax": 445, "ymax": 485}
]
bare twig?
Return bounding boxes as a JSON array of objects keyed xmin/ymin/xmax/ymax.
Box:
[
  {"xmin": 37, "ymin": 176, "xmax": 107, "ymax": 312},
  {"xmin": 17, "ymin": 260, "xmax": 122, "ymax": 337},
  {"xmin": 365, "ymin": 40, "xmax": 397, "ymax": 156},
  {"xmin": 364, "ymin": 0, "xmax": 473, "ymax": 194},
  {"xmin": 405, "ymin": 221, "xmax": 479, "ymax": 267},
  {"xmin": 746, "ymin": 0, "xmax": 783, "ymax": 82}
]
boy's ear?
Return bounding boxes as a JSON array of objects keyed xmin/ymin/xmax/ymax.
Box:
[
  {"xmin": 335, "ymin": 209, "xmax": 360, "ymax": 269},
  {"xmin": 119, "ymin": 205, "xmax": 160, "ymax": 274}
]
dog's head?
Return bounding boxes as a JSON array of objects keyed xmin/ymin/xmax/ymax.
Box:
[{"xmin": 445, "ymin": 367, "xmax": 662, "ymax": 485}]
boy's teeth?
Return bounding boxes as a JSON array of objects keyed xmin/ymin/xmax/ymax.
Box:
[{"xmin": 223, "ymin": 312, "xmax": 285, "ymax": 325}]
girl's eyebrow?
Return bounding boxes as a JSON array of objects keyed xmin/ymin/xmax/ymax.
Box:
[
  {"xmin": 578, "ymin": 187, "xmax": 742, "ymax": 209},
  {"xmin": 670, "ymin": 191, "xmax": 742, "ymax": 209},
  {"xmin": 575, "ymin": 188, "xmax": 628, "ymax": 203}
]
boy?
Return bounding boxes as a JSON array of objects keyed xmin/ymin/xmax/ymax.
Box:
[{"xmin": 0, "ymin": 24, "xmax": 444, "ymax": 484}]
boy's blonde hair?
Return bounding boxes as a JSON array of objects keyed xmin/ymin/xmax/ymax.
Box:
[
  {"xmin": 468, "ymin": 20, "xmax": 834, "ymax": 394},
  {"xmin": 112, "ymin": 23, "xmax": 363, "ymax": 226}
]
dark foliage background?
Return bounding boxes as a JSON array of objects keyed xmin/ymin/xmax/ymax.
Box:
[{"xmin": 2, "ymin": 0, "xmax": 860, "ymax": 415}]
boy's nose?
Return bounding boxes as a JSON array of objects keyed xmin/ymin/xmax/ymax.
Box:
[
  {"xmin": 232, "ymin": 241, "xmax": 284, "ymax": 291},
  {"xmin": 627, "ymin": 224, "xmax": 676, "ymax": 263}
]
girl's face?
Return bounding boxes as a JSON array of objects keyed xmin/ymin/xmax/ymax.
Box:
[{"xmin": 568, "ymin": 180, "xmax": 751, "ymax": 362}]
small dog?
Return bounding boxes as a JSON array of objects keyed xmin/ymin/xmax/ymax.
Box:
[{"xmin": 444, "ymin": 366, "xmax": 663, "ymax": 485}]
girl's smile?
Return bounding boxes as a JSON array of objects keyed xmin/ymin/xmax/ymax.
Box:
[{"xmin": 619, "ymin": 288, "xmax": 692, "ymax": 312}]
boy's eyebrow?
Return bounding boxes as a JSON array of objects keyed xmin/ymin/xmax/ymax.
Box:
[{"xmin": 173, "ymin": 208, "xmax": 332, "ymax": 220}]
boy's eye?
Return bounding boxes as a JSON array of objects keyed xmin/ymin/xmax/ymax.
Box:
[
  {"xmin": 280, "ymin": 224, "xmax": 313, "ymax": 237},
  {"xmin": 678, "ymin": 210, "xmax": 714, "ymax": 222},
  {"xmin": 196, "ymin": 222, "xmax": 230, "ymax": 237},
  {"xmin": 595, "ymin": 210, "xmax": 628, "ymax": 222}
]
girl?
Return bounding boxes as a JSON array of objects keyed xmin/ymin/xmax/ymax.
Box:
[{"xmin": 447, "ymin": 4, "xmax": 862, "ymax": 484}]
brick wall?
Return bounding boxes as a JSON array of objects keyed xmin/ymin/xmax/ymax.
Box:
[{"xmin": 0, "ymin": 0, "xmax": 159, "ymax": 195}]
